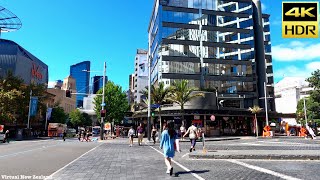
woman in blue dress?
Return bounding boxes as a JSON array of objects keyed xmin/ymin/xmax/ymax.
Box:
[{"xmin": 160, "ymin": 122, "xmax": 176, "ymax": 176}]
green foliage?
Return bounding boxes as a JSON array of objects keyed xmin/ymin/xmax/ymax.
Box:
[
  {"xmin": 51, "ymin": 106, "xmax": 68, "ymax": 124},
  {"xmin": 94, "ymin": 81, "xmax": 129, "ymax": 124},
  {"xmin": 248, "ymin": 105, "xmax": 262, "ymax": 114},
  {"xmin": 298, "ymin": 70, "xmax": 320, "ymax": 121},
  {"xmin": 167, "ymin": 80, "xmax": 204, "ymax": 111},
  {"xmin": 69, "ymin": 109, "xmax": 92, "ymax": 127}
]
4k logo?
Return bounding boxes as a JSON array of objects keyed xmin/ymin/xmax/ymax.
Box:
[{"xmin": 282, "ymin": 2, "xmax": 319, "ymax": 38}]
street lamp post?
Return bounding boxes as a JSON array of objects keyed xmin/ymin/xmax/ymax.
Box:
[
  {"xmin": 147, "ymin": 55, "xmax": 151, "ymax": 141},
  {"xmin": 100, "ymin": 62, "xmax": 106, "ymax": 140},
  {"xmin": 304, "ymin": 97, "xmax": 308, "ymax": 127},
  {"xmin": 27, "ymin": 90, "xmax": 32, "ymax": 129},
  {"xmin": 259, "ymin": 82, "xmax": 273, "ymax": 126},
  {"xmin": 82, "ymin": 62, "xmax": 106, "ymax": 140}
]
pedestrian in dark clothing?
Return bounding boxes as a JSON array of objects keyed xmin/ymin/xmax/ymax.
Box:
[
  {"xmin": 81, "ymin": 131, "xmax": 86, "ymax": 142},
  {"xmin": 4, "ymin": 130, "xmax": 9, "ymax": 143},
  {"xmin": 78, "ymin": 131, "xmax": 81, "ymax": 141},
  {"xmin": 63, "ymin": 131, "xmax": 66, "ymax": 141}
]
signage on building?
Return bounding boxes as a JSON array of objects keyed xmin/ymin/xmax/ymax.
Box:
[
  {"xmin": 104, "ymin": 123, "xmax": 111, "ymax": 130},
  {"xmin": 138, "ymin": 56, "xmax": 148, "ymax": 77},
  {"xmin": 194, "ymin": 115, "xmax": 200, "ymax": 120},
  {"xmin": 282, "ymin": 2, "xmax": 319, "ymax": 38},
  {"xmin": 31, "ymin": 63, "xmax": 43, "ymax": 80}
]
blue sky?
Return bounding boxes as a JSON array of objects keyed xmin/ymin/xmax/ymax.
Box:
[{"xmin": 1, "ymin": 0, "xmax": 320, "ymax": 90}]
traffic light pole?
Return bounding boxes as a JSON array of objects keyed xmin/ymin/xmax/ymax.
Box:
[{"xmin": 100, "ymin": 62, "xmax": 106, "ymax": 140}]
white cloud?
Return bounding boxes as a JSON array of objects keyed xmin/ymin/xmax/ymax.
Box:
[
  {"xmin": 274, "ymin": 62, "xmax": 320, "ymax": 79},
  {"xmin": 272, "ymin": 41, "xmax": 320, "ymax": 61},
  {"xmin": 261, "ymin": 3, "xmax": 266, "ymax": 11},
  {"xmin": 48, "ymin": 81, "xmax": 55, "ymax": 88}
]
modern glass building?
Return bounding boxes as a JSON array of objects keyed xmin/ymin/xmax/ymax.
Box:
[
  {"xmin": 0, "ymin": 39, "xmax": 48, "ymax": 85},
  {"xmin": 148, "ymin": 0, "xmax": 274, "ymax": 110},
  {"xmin": 92, "ymin": 75, "xmax": 108, "ymax": 94},
  {"xmin": 146, "ymin": 0, "xmax": 278, "ymax": 135},
  {"xmin": 70, "ymin": 61, "xmax": 90, "ymax": 107}
]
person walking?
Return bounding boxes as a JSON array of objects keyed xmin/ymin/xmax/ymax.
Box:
[
  {"xmin": 78, "ymin": 131, "xmax": 81, "ymax": 141},
  {"xmin": 137, "ymin": 123, "xmax": 145, "ymax": 146},
  {"xmin": 160, "ymin": 122, "xmax": 176, "ymax": 176},
  {"xmin": 183, "ymin": 123, "xmax": 198, "ymax": 152},
  {"xmin": 4, "ymin": 130, "xmax": 9, "ymax": 143},
  {"xmin": 152, "ymin": 125, "xmax": 157, "ymax": 144},
  {"xmin": 62, "ymin": 131, "xmax": 66, "ymax": 141},
  {"xmin": 128, "ymin": 126, "xmax": 135, "ymax": 147},
  {"xmin": 180, "ymin": 124, "xmax": 186, "ymax": 140}
]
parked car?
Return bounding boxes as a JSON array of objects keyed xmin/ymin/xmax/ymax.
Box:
[{"xmin": 0, "ymin": 133, "xmax": 5, "ymax": 143}]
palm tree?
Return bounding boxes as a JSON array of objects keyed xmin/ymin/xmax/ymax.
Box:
[
  {"xmin": 140, "ymin": 82, "xmax": 171, "ymax": 133},
  {"xmin": 168, "ymin": 80, "xmax": 204, "ymax": 124},
  {"xmin": 249, "ymin": 105, "xmax": 262, "ymax": 137}
]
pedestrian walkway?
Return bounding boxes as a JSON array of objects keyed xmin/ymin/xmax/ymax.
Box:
[{"xmin": 49, "ymin": 139, "xmax": 198, "ymax": 180}]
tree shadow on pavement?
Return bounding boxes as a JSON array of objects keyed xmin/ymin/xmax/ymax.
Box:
[{"xmin": 174, "ymin": 170, "xmax": 210, "ymax": 177}]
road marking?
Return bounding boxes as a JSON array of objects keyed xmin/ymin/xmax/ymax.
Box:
[
  {"xmin": 227, "ymin": 159, "xmax": 301, "ymax": 180},
  {"xmin": 149, "ymin": 146, "xmax": 205, "ymax": 180},
  {"xmin": 182, "ymin": 153, "xmax": 190, "ymax": 158},
  {"xmin": 241, "ymin": 143, "xmax": 263, "ymax": 146},
  {"xmin": 0, "ymin": 144, "xmax": 60, "ymax": 159},
  {"xmin": 45, "ymin": 142, "xmax": 103, "ymax": 180}
]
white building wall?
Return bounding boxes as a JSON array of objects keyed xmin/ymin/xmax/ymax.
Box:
[
  {"xmin": 275, "ymin": 77, "xmax": 312, "ymax": 125},
  {"xmin": 134, "ymin": 50, "xmax": 148, "ymax": 104}
]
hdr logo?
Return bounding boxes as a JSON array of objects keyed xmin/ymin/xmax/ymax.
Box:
[{"xmin": 282, "ymin": 2, "xmax": 319, "ymax": 38}]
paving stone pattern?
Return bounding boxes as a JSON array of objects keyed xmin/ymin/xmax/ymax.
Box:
[{"xmin": 51, "ymin": 139, "xmax": 197, "ymax": 180}]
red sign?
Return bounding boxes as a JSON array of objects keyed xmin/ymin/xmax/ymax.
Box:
[
  {"xmin": 210, "ymin": 115, "xmax": 215, "ymax": 121},
  {"xmin": 0, "ymin": 125, "xmax": 4, "ymax": 133},
  {"xmin": 31, "ymin": 63, "xmax": 43, "ymax": 80}
]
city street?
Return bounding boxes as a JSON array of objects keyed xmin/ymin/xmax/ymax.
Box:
[{"xmin": 1, "ymin": 137, "xmax": 320, "ymax": 179}]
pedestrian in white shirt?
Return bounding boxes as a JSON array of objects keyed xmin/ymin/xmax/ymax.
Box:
[{"xmin": 183, "ymin": 123, "xmax": 198, "ymax": 152}]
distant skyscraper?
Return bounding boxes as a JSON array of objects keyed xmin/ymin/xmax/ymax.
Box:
[
  {"xmin": 70, "ymin": 61, "xmax": 90, "ymax": 107},
  {"xmin": 92, "ymin": 75, "xmax": 108, "ymax": 94}
]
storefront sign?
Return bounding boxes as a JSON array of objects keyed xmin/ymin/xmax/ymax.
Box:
[
  {"xmin": 0, "ymin": 125, "xmax": 4, "ymax": 133},
  {"xmin": 104, "ymin": 123, "xmax": 111, "ymax": 130},
  {"xmin": 31, "ymin": 63, "xmax": 43, "ymax": 80},
  {"xmin": 194, "ymin": 115, "xmax": 200, "ymax": 120}
]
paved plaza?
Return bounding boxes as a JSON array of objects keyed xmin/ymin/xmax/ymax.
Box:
[{"xmin": 2, "ymin": 137, "xmax": 320, "ymax": 180}]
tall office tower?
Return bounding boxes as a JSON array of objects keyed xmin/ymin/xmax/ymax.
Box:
[
  {"xmin": 133, "ymin": 49, "xmax": 148, "ymax": 104},
  {"xmin": 148, "ymin": 0, "xmax": 274, "ymax": 110},
  {"xmin": 70, "ymin": 61, "xmax": 90, "ymax": 108},
  {"xmin": 92, "ymin": 75, "xmax": 108, "ymax": 94}
]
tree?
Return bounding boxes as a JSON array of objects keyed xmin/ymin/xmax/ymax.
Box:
[
  {"xmin": 94, "ymin": 81, "xmax": 129, "ymax": 124},
  {"xmin": 297, "ymin": 70, "xmax": 320, "ymax": 123},
  {"xmin": 51, "ymin": 106, "xmax": 68, "ymax": 124},
  {"xmin": 69, "ymin": 109, "xmax": 85, "ymax": 126},
  {"xmin": 69, "ymin": 109, "xmax": 92, "ymax": 127},
  {"xmin": 140, "ymin": 82, "xmax": 172, "ymax": 133},
  {"xmin": 0, "ymin": 72, "xmax": 24, "ymax": 123},
  {"xmin": 168, "ymin": 80, "xmax": 204, "ymax": 122},
  {"xmin": 249, "ymin": 105, "xmax": 262, "ymax": 137}
]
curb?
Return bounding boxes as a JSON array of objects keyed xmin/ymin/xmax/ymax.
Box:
[{"xmin": 189, "ymin": 153, "xmax": 320, "ymax": 160}]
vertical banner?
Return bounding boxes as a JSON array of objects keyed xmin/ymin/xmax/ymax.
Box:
[
  {"xmin": 46, "ymin": 108, "xmax": 53, "ymax": 121},
  {"xmin": 30, "ymin": 97, "xmax": 38, "ymax": 116}
]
